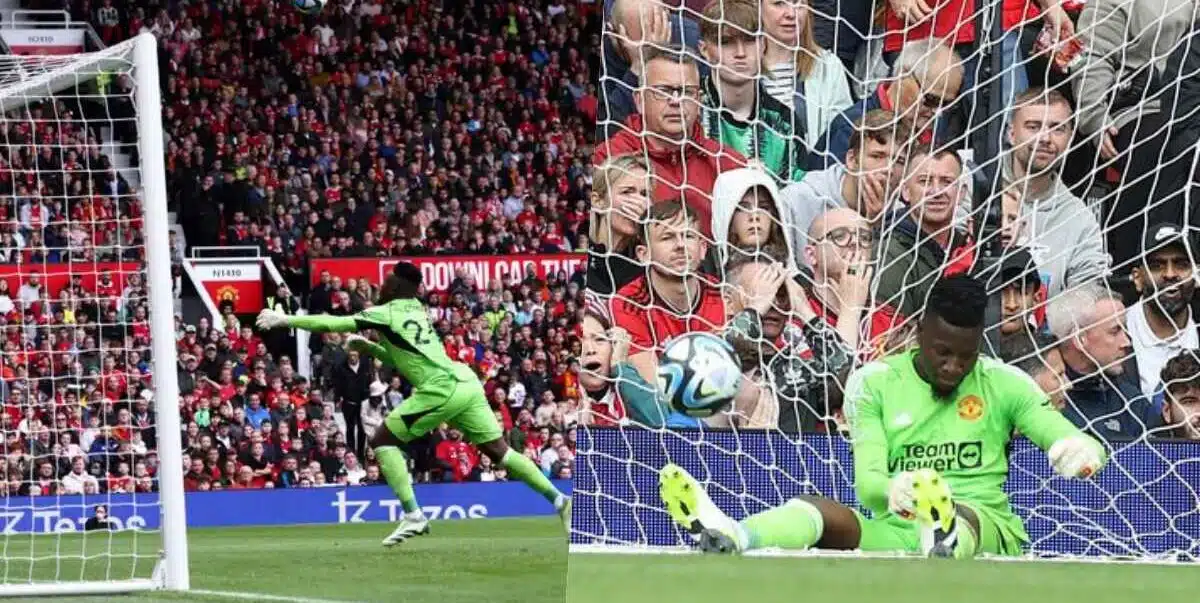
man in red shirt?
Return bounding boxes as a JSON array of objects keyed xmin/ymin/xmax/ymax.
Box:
[
  {"xmin": 593, "ymin": 44, "xmax": 747, "ymax": 237},
  {"xmin": 611, "ymin": 199, "xmax": 726, "ymax": 384},
  {"xmin": 434, "ymin": 428, "xmax": 478, "ymax": 481}
]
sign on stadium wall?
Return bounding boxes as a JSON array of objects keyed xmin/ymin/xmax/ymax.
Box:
[
  {"xmin": 0, "ymin": 29, "xmax": 85, "ymax": 55},
  {"xmin": 310, "ymin": 254, "xmax": 585, "ymax": 292},
  {"xmin": 0, "ymin": 480, "xmax": 571, "ymax": 533},
  {"xmin": 188, "ymin": 261, "xmax": 264, "ymax": 314},
  {"xmin": 0, "ymin": 262, "xmax": 139, "ymax": 294}
]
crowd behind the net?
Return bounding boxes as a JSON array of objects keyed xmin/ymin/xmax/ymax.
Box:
[
  {"xmin": 583, "ymin": 0, "xmax": 1200, "ymax": 442},
  {"xmin": 0, "ymin": 0, "xmax": 594, "ymax": 496}
]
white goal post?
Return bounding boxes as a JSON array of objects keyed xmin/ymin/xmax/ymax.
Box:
[{"xmin": 0, "ymin": 33, "xmax": 188, "ymax": 595}]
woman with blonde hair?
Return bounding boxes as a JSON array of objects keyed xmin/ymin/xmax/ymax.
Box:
[
  {"xmin": 759, "ymin": 0, "xmax": 853, "ymax": 151},
  {"xmin": 587, "ymin": 154, "xmax": 652, "ymax": 296}
]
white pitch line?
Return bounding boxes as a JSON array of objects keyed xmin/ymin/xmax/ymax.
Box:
[{"xmin": 190, "ymin": 589, "xmax": 360, "ymax": 603}]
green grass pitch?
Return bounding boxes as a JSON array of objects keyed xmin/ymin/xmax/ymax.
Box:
[
  {"xmin": 0, "ymin": 517, "xmax": 565, "ymax": 602},
  {"xmin": 4, "ymin": 519, "xmax": 1195, "ymax": 602},
  {"xmin": 567, "ymin": 553, "xmax": 1198, "ymax": 603}
]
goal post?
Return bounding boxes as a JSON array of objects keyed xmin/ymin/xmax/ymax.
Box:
[
  {"xmin": 0, "ymin": 32, "xmax": 188, "ymax": 595},
  {"xmin": 580, "ymin": 0, "xmax": 1200, "ymax": 561},
  {"xmin": 134, "ymin": 31, "xmax": 190, "ymax": 594}
]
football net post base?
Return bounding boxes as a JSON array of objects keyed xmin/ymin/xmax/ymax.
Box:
[{"xmin": 0, "ymin": 33, "xmax": 187, "ymax": 596}]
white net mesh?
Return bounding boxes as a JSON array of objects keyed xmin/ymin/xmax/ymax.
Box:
[
  {"xmin": 0, "ymin": 38, "xmax": 166, "ymax": 587},
  {"xmin": 578, "ymin": 0, "xmax": 1200, "ymax": 560}
]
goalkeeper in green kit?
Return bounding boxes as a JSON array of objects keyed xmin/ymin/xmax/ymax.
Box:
[
  {"xmin": 257, "ymin": 262, "xmax": 570, "ymax": 546},
  {"xmin": 660, "ymin": 275, "xmax": 1106, "ymax": 558}
]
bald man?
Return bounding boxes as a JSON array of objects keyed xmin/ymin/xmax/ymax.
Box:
[
  {"xmin": 802, "ymin": 207, "xmax": 912, "ymax": 358},
  {"xmin": 801, "ymin": 208, "xmax": 875, "ymax": 352},
  {"xmin": 600, "ymin": 0, "xmax": 701, "ymax": 138}
]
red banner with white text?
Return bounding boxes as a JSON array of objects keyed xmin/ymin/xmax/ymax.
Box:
[
  {"xmin": 310, "ymin": 254, "xmax": 585, "ymax": 292},
  {"xmin": 0, "ymin": 262, "xmax": 140, "ymax": 295}
]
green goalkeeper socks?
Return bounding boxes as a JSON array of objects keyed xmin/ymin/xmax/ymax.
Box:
[
  {"xmin": 741, "ymin": 499, "xmax": 825, "ymax": 550},
  {"xmin": 501, "ymin": 448, "xmax": 563, "ymax": 505},
  {"xmin": 376, "ymin": 446, "xmax": 420, "ymax": 513}
]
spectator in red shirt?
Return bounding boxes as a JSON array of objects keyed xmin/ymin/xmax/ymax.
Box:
[
  {"xmin": 434, "ymin": 428, "xmax": 477, "ymax": 482},
  {"xmin": 230, "ymin": 465, "xmax": 259, "ymax": 490},
  {"xmin": 183, "ymin": 457, "xmax": 206, "ymax": 492},
  {"xmin": 593, "ymin": 44, "xmax": 747, "ymax": 237},
  {"xmin": 450, "ymin": 451, "xmax": 476, "ymax": 483},
  {"xmin": 611, "ymin": 200, "xmax": 727, "ymax": 385}
]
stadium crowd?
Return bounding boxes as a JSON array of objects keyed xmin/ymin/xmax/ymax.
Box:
[
  {"xmin": 584, "ymin": 0, "xmax": 1200, "ymax": 442},
  {"xmin": 0, "ymin": 0, "xmax": 594, "ymax": 496}
]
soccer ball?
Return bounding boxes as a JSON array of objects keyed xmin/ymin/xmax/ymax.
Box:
[
  {"xmin": 292, "ymin": 0, "xmax": 326, "ymax": 14},
  {"xmin": 657, "ymin": 332, "xmax": 742, "ymax": 418}
]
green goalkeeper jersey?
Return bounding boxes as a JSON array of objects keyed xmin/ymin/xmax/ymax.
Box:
[
  {"xmin": 350, "ymin": 299, "xmax": 477, "ymax": 386},
  {"xmin": 288, "ymin": 299, "xmax": 478, "ymax": 387},
  {"xmin": 844, "ymin": 350, "xmax": 1091, "ymax": 542}
]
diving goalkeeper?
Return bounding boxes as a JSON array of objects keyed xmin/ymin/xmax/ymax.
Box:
[
  {"xmin": 660, "ymin": 275, "xmax": 1106, "ymax": 558},
  {"xmin": 257, "ymin": 262, "xmax": 570, "ymax": 546}
]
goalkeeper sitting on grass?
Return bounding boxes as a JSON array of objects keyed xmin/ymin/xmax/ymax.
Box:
[
  {"xmin": 257, "ymin": 262, "xmax": 570, "ymax": 546},
  {"xmin": 660, "ymin": 275, "xmax": 1106, "ymax": 558}
]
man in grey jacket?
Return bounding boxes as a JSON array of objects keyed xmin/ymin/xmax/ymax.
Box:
[
  {"xmin": 1072, "ymin": 0, "xmax": 1195, "ymax": 267},
  {"xmin": 1003, "ymin": 88, "xmax": 1111, "ymax": 298},
  {"xmin": 781, "ymin": 109, "xmax": 902, "ymax": 268}
]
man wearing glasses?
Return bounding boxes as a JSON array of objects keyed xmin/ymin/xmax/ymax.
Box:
[
  {"xmin": 594, "ymin": 43, "xmax": 747, "ymax": 238},
  {"xmin": 801, "ymin": 208, "xmax": 880, "ymax": 354},
  {"xmin": 809, "ymin": 39, "xmax": 963, "ymax": 171},
  {"xmin": 599, "ymin": 0, "xmax": 701, "ymax": 138},
  {"xmin": 873, "ymin": 148, "xmax": 976, "ymax": 351}
]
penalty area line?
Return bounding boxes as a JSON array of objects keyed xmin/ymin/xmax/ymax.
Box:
[{"xmin": 190, "ymin": 589, "xmax": 358, "ymax": 603}]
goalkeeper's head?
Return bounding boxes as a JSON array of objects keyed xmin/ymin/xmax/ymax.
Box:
[
  {"xmin": 916, "ymin": 274, "xmax": 987, "ymax": 398},
  {"xmin": 380, "ymin": 262, "xmax": 423, "ymax": 302}
]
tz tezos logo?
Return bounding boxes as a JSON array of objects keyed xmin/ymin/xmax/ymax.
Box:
[{"xmin": 957, "ymin": 395, "xmax": 984, "ymax": 421}]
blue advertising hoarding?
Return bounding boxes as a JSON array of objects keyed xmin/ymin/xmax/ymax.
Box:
[
  {"xmin": 571, "ymin": 428, "xmax": 1200, "ymax": 559},
  {"xmin": 0, "ymin": 480, "xmax": 572, "ymax": 534}
]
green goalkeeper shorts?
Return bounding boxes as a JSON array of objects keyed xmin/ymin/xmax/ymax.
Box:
[
  {"xmin": 383, "ymin": 376, "xmax": 502, "ymax": 445},
  {"xmin": 854, "ymin": 504, "xmax": 1024, "ymax": 556}
]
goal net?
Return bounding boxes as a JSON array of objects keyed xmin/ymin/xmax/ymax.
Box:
[
  {"xmin": 0, "ymin": 34, "xmax": 187, "ymax": 595},
  {"xmin": 578, "ymin": 0, "xmax": 1200, "ymax": 560}
]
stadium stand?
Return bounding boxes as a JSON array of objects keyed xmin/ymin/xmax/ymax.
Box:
[{"xmin": 0, "ymin": 0, "xmax": 592, "ymax": 496}]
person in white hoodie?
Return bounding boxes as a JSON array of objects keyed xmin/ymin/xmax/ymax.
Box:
[
  {"xmin": 1002, "ymin": 88, "xmax": 1111, "ymax": 298},
  {"xmin": 781, "ymin": 109, "xmax": 903, "ymax": 268},
  {"xmin": 710, "ymin": 165, "xmax": 800, "ymax": 278},
  {"xmin": 359, "ymin": 381, "xmax": 389, "ymax": 442}
]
